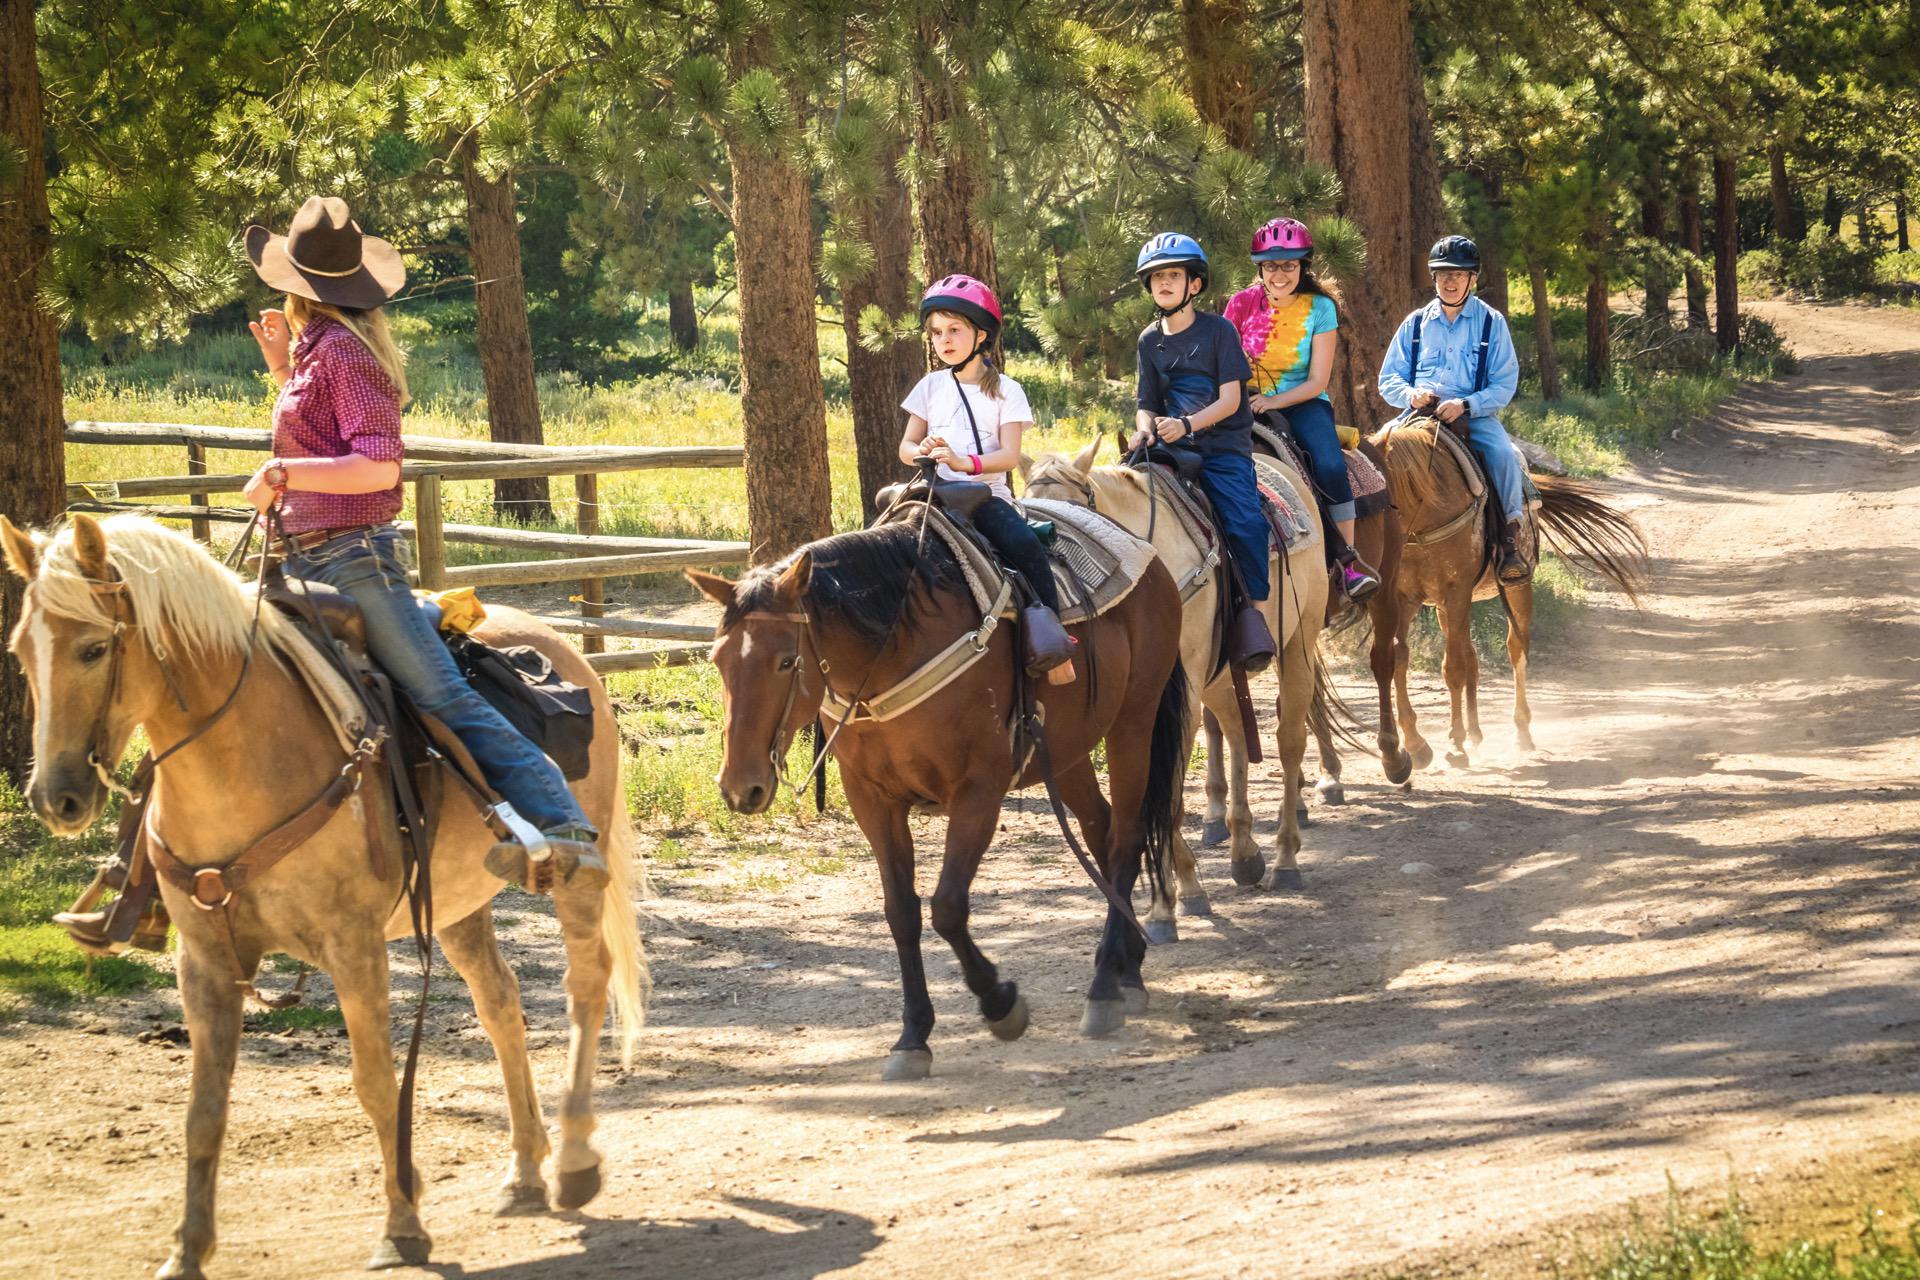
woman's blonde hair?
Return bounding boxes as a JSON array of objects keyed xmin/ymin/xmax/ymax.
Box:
[
  {"xmin": 925, "ymin": 309, "xmax": 1002, "ymax": 401},
  {"xmin": 286, "ymin": 294, "xmax": 411, "ymax": 407}
]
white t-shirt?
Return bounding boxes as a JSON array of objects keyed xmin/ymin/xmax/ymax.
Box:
[{"xmin": 902, "ymin": 369, "xmax": 1034, "ymax": 495}]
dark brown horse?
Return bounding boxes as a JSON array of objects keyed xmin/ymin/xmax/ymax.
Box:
[{"xmin": 691, "ymin": 516, "xmax": 1187, "ymax": 1080}]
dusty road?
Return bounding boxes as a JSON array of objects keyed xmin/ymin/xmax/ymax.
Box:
[{"xmin": 4, "ymin": 299, "xmax": 1918, "ymax": 1279}]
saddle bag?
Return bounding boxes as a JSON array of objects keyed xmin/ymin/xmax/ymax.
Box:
[{"xmin": 442, "ymin": 634, "xmax": 597, "ymax": 781}]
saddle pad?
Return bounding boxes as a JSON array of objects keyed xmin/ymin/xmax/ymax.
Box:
[
  {"xmin": 1253, "ymin": 455, "xmax": 1319, "ymax": 554},
  {"xmin": 265, "ymin": 623, "xmax": 371, "ymax": 758},
  {"xmin": 1347, "ymin": 447, "xmax": 1387, "ymax": 500}
]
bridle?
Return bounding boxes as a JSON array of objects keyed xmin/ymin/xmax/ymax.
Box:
[{"xmin": 731, "ymin": 607, "xmax": 837, "ymax": 799}]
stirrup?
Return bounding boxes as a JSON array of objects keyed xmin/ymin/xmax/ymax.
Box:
[{"xmin": 1341, "ymin": 562, "xmax": 1381, "ymax": 604}]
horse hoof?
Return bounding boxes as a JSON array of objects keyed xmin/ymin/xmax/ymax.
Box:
[
  {"xmin": 1080, "ymin": 998, "xmax": 1127, "ymax": 1039},
  {"xmin": 1121, "ymin": 985, "xmax": 1149, "ymax": 1016},
  {"xmin": 1177, "ymin": 894, "xmax": 1213, "ymax": 918},
  {"xmin": 1201, "ymin": 819, "xmax": 1229, "ymax": 848},
  {"xmin": 1264, "ymin": 867, "xmax": 1305, "ymax": 892},
  {"xmin": 156, "ymin": 1253, "xmax": 206, "ymax": 1280},
  {"xmin": 1384, "ymin": 750, "xmax": 1414, "ymax": 785},
  {"xmin": 882, "ymin": 1048, "xmax": 933, "ymax": 1081},
  {"xmin": 1446, "ymin": 750, "xmax": 1469, "ymax": 769},
  {"xmin": 495, "ymin": 1183, "xmax": 550, "ymax": 1217},
  {"xmin": 367, "ymin": 1235, "xmax": 432, "ymax": 1270},
  {"xmin": 1517, "ymin": 732, "xmax": 1537, "ymax": 753},
  {"xmin": 1296, "ymin": 807, "xmax": 1313, "ymax": 829},
  {"xmin": 554, "ymin": 1162, "xmax": 604, "ymax": 1212},
  {"xmin": 1316, "ymin": 780, "xmax": 1346, "ymax": 806},
  {"xmin": 987, "ymin": 993, "xmax": 1031, "ymax": 1042},
  {"xmin": 1144, "ymin": 918, "xmax": 1179, "ymax": 945},
  {"xmin": 1230, "ymin": 855, "xmax": 1266, "ymax": 887},
  {"xmin": 1410, "ymin": 743, "xmax": 1434, "ymax": 770}
]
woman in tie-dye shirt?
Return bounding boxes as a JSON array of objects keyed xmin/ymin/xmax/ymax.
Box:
[{"xmin": 1222, "ymin": 217, "xmax": 1378, "ymax": 602}]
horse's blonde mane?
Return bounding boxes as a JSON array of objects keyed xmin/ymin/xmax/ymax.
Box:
[
  {"xmin": 1368, "ymin": 419, "xmax": 1446, "ymax": 511},
  {"xmin": 27, "ymin": 515, "xmax": 290, "ymax": 660},
  {"xmin": 1026, "ymin": 452, "xmax": 1150, "ymax": 504}
]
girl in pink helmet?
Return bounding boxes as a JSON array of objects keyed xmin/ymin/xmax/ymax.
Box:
[
  {"xmin": 897, "ymin": 274, "xmax": 1076, "ymax": 681},
  {"xmin": 1222, "ymin": 218, "xmax": 1380, "ymax": 603}
]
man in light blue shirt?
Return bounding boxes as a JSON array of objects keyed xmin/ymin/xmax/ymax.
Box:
[{"xmin": 1378, "ymin": 235, "xmax": 1530, "ymax": 585}]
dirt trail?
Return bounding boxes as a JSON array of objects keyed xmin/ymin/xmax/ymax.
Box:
[{"xmin": 6, "ymin": 299, "xmax": 1919, "ymax": 1279}]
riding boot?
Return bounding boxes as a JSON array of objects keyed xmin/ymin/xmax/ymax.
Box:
[
  {"xmin": 1497, "ymin": 518, "xmax": 1530, "ymax": 585},
  {"xmin": 486, "ymin": 823, "xmax": 611, "ymax": 895},
  {"xmin": 1228, "ymin": 606, "xmax": 1277, "ymax": 675},
  {"xmin": 1021, "ymin": 605, "xmax": 1078, "ymax": 682}
]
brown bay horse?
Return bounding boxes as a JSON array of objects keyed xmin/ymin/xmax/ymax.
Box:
[
  {"xmin": 3, "ymin": 514, "xmax": 646, "ymax": 1278},
  {"xmin": 690, "ymin": 514, "xmax": 1187, "ymax": 1080},
  {"xmin": 1367, "ymin": 419, "xmax": 1648, "ymax": 768}
]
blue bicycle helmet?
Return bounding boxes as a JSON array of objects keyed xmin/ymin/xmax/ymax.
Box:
[{"xmin": 1136, "ymin": 232, "xmax": 1210, "ymax": 295}]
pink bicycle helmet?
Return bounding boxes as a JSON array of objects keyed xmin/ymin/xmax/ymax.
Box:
[
  {"xmin": 919, "ymin": 273, "xmax": 1003, "ymax": 334},
  {"xmin": 1251, "ymin": 217, "xmax": 1313, "ymax": 262}
]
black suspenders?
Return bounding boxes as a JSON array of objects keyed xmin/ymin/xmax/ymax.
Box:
[{"xmin": 1406, "ymin": 308, "xmax": 1497, "ymax": 399}]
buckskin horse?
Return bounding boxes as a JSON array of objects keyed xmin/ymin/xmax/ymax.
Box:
[
  {"xmin": 2, "ymin": 514, "xmax": 645, "ymax": 1278},
  {"xmin": 1367, "ymin": 417, "xmax": 1647, "ymax": 768},
  {"xmin": 690, "ymin": 510, "xmax": 1187, "ymax": 1080},
  {"xmin": 1022, "ymin": 438, "xmax": 1329, "ymax": 914}
]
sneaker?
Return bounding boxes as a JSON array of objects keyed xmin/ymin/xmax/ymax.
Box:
[{"xmin": 1341, "ymin": 562, "xmax": 1381, "ymax": 604}]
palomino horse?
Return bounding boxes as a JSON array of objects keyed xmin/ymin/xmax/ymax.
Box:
[
  {"xmin": 1367, "ymin": 419, "xmax": 1647, "ymax": 768},
  {"xmin": 690, "ymin": 514, "xmax": 1187, "ymax": 1079},
  {"xmin": 1245, "ymin": 425, "xmax": 1414, "ymax": 807},
  {"xmin": 1023, "ymin": 440, "xmax": 1328, "ymax": 916},
  {"xmin": 2, "ymin": 514, "xmax": 645, "ymax": 1278}
]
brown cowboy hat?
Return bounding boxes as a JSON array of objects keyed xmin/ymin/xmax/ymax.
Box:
[{"xmin": 244, "ymin": 195, "xmax": 405, "ymax": 310}]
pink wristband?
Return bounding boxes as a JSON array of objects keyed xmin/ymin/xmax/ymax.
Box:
[{"xmin": 970, "ymin": 455, "xmax": 982, "ymax": 476}]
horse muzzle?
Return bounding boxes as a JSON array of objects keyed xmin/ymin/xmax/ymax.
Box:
[
  {"xmin": 28, "ymin": 758, "xmax": 109, "ymax": 837},
  {"xmin": 719, "ymin": 774, "xmax": 776, "ymax": 816}
]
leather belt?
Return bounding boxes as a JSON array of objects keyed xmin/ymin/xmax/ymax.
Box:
[{"xmin": 284, "ymin": 524, "xmax": 378, "ymax": 553}]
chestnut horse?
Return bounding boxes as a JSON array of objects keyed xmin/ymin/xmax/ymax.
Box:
[
  {"xmin": 3, "ymin": 514, "xmax": 645, "ymax": 1279},
  {"xmin": 690, "ymin": 515, "xmax": 1187, "ymax": 1080},
  {"xmin": 1368, "ymin": 419, "xmax": 1647, "ymax": 768}
]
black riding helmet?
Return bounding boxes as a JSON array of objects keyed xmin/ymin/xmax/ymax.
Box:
[{"xmin": 1427, "ymin": 235, "xmax": 1481, "ymax": 272}]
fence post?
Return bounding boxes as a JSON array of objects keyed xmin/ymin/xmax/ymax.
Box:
[
  {"xmin": 415, "ymin": 473, "xmax": 447, "ymax": 590},
  {"xmin": 575, "ymin": 472, "xmax": 605, "ymax": 654},
  {"xmin": 185, "ymin": 442, "xmax": 210, "ymax": 544}
]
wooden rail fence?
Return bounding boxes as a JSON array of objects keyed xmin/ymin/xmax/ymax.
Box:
[{"xmin": 65, "ymin": 421, "xmax": 747, "ymax": 672}]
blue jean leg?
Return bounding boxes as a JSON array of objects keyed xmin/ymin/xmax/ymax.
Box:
[
  {"xmin": 1194, "ymin": 449, "xmax": 1271, "ymax": 601},
  {"xmin": 286, "ymin": 528, "xmax": 593, "ymax": 835},
  {"xmin": 1466, "ymin": 415, "xmax": 1526, "ymax": 522},
  {"xmin": 1275, "ymin": 400, "xmax": 1356, "ymax": 523}
]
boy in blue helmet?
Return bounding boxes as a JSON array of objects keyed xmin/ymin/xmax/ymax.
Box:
[
  {"xmin": 1128, "ymin": 232, "xmax": 1276, "ymax": 669},
  {"xmin": 1378, "ymin": 235, "xmax": 1530, "ymax": 584}
]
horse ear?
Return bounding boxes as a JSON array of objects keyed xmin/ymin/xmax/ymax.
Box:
[
  {"xmin": 1017, "ymin": 452, "xmax": 1034, "ymax": 480},
  {"xmin": 685, "ymin": 569, "xmax": 737, "ymax": 608},
  {"xmin": 1, "ymin": 517, "xmax": 38, "ymax": 581},
  {"xmin": 71, "ymin": 514, "xmax": 110, "ymax": 582},
  {"xmin": 775, "ymin": 550, "xmax": 812, "ymax": 600},
  {"xmin": 1072, "ymin": 436, "xmax": 1102, "ymax": 475}
]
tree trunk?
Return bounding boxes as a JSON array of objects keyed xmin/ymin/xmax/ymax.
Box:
[
  {"xmin": 1182, "ymin": 0, "xmax": 1257, "ymax": 150},
  {"xmin": 914, "ymin": 20, "xmax": 998, "ymax": 291},
  {"xmin": 1475, "ymin": 172, "xmax": 1511, "ymax": 315},
  {"xmin": 844, "ymin": 139, "xmax": 919, "ymax": 524},
  {"xmin": 1584, "ymin": 210, "xmax": 1611, "ymax": 390},
  {"xmin": 1680, "ymin": 185, "xmax": 1710, "ymax": 329},
  {"xmin": 1528, "ymin": 257, "xmax": 1560, "ymax": 402},
  {"xmin": 1856, "ymin": 200, "xmax": 1874, "ymax": 247},
  {"xmin": 1712, "ymin": 153, "xmax": 1740, "ymax": 355},
  {"xmin": 667, "ymin": 276, "xmax": 698, "ymax": 352},
  {"xmin": 459, "ymin": 139, "xmax": 552, "ymax": 523},
  {"xmin": 726, "ymin": 36, "xmax": 833, "ymax": 564},
  {"xmin": 1821, "ymin": 184, "xmax": 1844, "ymax": 237},
  {"xmin": 1641, "ymin": 193, "xmax": 1670, "ymax": 324},
  {"xmin": 0, "ymin": 0, "xmax": 65, "ymax": 783},
  {"xmin": 1897, "ymin": 190, "xmax": 1910, "ymax": 253},
  {"xmin": 1405, "ymin": 28, "xmax": 1449, "ymax": 300},
  {"xmin": 1767, "ymin": 144, "xmax": 1801, "ymax": 241},
  {"xmin": 1304, "ymin": 0, "xmax": 1419, "ymax": 428}
]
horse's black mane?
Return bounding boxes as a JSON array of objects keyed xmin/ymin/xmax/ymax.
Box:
[{"xmin": 724, "ymin": 519, "xmax": 968, "ymax": 645}]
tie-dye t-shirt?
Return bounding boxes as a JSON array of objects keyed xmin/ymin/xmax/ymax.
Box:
[{"xmin": 1222, "ymin": 284, "xmax": 1339, "ymax": 403}]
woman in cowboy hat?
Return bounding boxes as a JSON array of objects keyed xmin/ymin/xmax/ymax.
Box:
[{"xmin": 241, "ymin": 195, "xmax": 604, "ymax": 892}]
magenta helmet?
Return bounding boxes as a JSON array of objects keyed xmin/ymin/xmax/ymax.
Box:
[
  {"xmin": 920, "ymin": 273, "xmax": 1003, "ymax": 335},
  {"xmin": 1251, "ymin": 217, "xmax": 1313, "ymax": 262}
]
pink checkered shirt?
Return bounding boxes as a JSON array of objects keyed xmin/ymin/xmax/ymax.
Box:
[{"xmin": 271, "ymin": 316, "xmax": 406, "ymax": 534}]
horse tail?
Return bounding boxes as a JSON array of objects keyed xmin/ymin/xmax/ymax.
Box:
[
  {"xmin": 1137, "ymin": 660, "xmax": 1190, "ymax": 907},
  {"xmin": 1533, "ymin": 476, "xmax": 1650, "ymax": 607},
  {"xmin": 1310, "ymin": 659, "xmax": 1372, "ymax": 755},
  {"xmin": 599, "ymin": 787, "xmax": 652, "ymax": 1068}
]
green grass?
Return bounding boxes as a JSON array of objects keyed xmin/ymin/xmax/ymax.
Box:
[
  {"xmin": 249, "ymin": 1004, "xmax": 344, "ymax": 1032},
  {"xmin": 1564, "ymin": 1186, "xmax": 1920, "ymax": 1280}
]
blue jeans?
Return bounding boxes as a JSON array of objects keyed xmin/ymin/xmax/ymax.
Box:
[
  {"xmin": 1465, "ymin": 415, "xmax": 1526, "ymax": 522},
  {"xmin": 1272, "ymin": 399, "xmax": 1356, "ymax": 524},
  {"xmin": 1188, "ymin": 449, "xmax": 1270, "ymax": 601},
  {"xmin": 284, "ymin": 526, "xmax": 593, "ymax": 835}
]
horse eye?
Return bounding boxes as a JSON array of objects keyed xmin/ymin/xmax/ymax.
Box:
[
  {"xmin": 80, "ymin": 641, "xmax": 110, "ymax": 664},
  {"xmin": 777, "ymin": 654, "xmax": 799, "ymax": 672}
]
